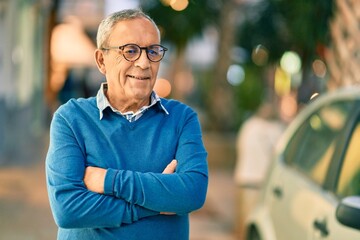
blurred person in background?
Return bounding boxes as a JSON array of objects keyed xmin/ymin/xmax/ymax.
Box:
[
  {"xmin": 233, "ymin": 102, "xmax": 285, "ymax": 239},
  {"xmin": 46, "ymin": 9, "xmax": 208, "ymax": 240}
]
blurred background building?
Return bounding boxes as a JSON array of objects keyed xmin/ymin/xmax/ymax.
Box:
[{"xmin": 0, "ymin": 0, "xmax": 50, "ymax": 164}]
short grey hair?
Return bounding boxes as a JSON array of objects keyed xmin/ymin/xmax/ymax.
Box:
[{"xmin": 96, "ymin": 9, "xmax": 160, "ymax": 49}]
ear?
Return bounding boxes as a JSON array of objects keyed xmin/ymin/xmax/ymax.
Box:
[{"xmin": 94, "ymin": 49, "xmax": 106, "ymax": 75}]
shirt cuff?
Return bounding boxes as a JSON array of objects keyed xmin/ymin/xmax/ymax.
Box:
[{"xmin": 104, "ymin": 168, "xmax": 119, "ymax": 195}]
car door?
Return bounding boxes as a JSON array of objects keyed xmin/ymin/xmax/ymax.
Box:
[
  {"xmin": 328, "ymin": 114, "xmax": 360, "ymax": 239},
  {"xmin": 267, "ymin": 100, "xmax": 354, "ymax": 240}
]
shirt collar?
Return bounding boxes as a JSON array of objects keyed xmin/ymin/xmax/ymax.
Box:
[{"xmin": 96, "ymin": 82, "xmax": 169, "ymax": 120}]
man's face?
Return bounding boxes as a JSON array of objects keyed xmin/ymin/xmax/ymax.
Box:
[{"xmin": 96, "ymin": 17, "xmax": 161, "ymax": 105}]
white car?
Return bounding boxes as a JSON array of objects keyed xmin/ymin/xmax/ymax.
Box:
[{"xmin": 246, "ymin": 87, "xmax": 360, "ymax": 240}]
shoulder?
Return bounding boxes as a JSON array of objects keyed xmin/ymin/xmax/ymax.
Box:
[
  {"xmin": 54, "ymin": 97, "xmax": 97, "ymax": 119},
  {"xmin": 160, "ymin": 99, "xmax": 202, "ymax": 131},
  {"xmin": 160, "ymin": 98, "xmax": 196, "ymax": 115}
]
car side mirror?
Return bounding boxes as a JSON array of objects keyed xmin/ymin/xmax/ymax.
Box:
[{"xmin": 336, "ymin": 196, "xmax": 360, "ymax": 230}]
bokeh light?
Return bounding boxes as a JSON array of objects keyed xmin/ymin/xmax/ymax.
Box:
[
  {"xmin": 154, "ymin": 78, "xmax": 172, "ymax": 98},
  {"xmin": 280, "ymin": 94, "xmax": 298, "ymax": 122},
  {"xmin": 280, "ymin": 51, "xmax": 301, "ymax": 74},
  {"xmin": 251, "ymin": 44, "xmax": 269, "ymax": 66},
  {"xmin": 170, "ymin": 0, "xmax": 189, "ymax": 11},
  {"xmin": 227, "ymin": 64, "xmax": 245, "ymax": 86},
  {"xmin": 310, "ymin": 114, "xmax": 322, "ymax": 130},
  {"xmin": 312, "ymin": 59, "xmax": 327, "ymax": 78},
  {"xmin": 274, "ymin": 66, "xmax": 291, "ymax": 96}
]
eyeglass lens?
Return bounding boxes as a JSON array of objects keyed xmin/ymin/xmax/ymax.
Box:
[{"xmin": 122, "ymin": 44, "xmax": 166, "ymax": 62}]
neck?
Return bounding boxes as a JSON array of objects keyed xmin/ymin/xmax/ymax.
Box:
[{"xmin": 107, "ymin": 93, "xmax": 151, "ymax": 113}]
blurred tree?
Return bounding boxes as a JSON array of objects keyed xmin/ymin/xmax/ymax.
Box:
[
  {"xmin": 206, "ymin": 0, "xmax": 239, "ymax": 131},
  {"xmin": 237, "ymin": 0, "xmax": 335, "ymax": 103}
]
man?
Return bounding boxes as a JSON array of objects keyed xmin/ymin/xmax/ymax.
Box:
[
  {"xmin": 233, "ymin": 102, "xmax": 284, "ymax": 239},
  {"xmin": 46, "ymin": 9, "xmax": 208, "ymax": 240}
]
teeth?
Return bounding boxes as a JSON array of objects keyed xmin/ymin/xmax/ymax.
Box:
[{"xmin": 128, "ymin": 75, "xmax": 148, "ymax": 80}]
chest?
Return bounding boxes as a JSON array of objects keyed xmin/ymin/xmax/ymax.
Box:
[{"xmin": 81, "ymin": 120, "xmax": 178, "ymax": 173}]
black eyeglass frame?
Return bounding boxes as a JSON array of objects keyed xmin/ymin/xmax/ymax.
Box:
[{"xmin": 101, "ymin": 43, "xmax": 168, "ymax": 62}]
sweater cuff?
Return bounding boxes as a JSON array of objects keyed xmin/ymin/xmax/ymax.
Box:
[
  {"xmin": 104, "ymin": 168, "xmax": 118, "ymax": 196},
  {"xmin": 135, "ymin": 205, "xmax": 159, "ymax": 220}
]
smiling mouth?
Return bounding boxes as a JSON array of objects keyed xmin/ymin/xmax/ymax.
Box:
[{"xmin": 127, "ymin": 75, "xmax": 150, "ymax": 80}]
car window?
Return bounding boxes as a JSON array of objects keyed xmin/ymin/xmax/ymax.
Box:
[
  {"xmin": 284, "ymin": 101, "xmax": 353, "ymax": 186},
  {"xmin": 336, "ymin": 121, "xmax": 360, "ymax": 198}
]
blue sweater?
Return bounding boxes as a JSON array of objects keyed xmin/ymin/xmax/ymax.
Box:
[{"xmin": 46, "ymin": 97, "xmax": 208, "ymax": 240}]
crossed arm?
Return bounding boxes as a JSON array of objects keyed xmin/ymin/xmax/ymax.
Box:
[
  {"xmin": 84, "ymin": 159, "xmax": 178, "ymax": 194},
  {"xmin": 84, "ymin": 160, "xmax": 178, "ymax": 215}
]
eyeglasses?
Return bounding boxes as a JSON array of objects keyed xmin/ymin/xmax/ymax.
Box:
[{"xmin": 101, "ymin": 44, "xmax": 168, "ymax": 62}]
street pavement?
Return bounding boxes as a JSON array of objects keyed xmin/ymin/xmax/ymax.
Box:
[
  {"xmin": 190, "ymin": 170, "xmax": 237, "ymax": 240},
  {"xmin": 0, "ymin": 135, "xmax": 237, "ymax": 240}
]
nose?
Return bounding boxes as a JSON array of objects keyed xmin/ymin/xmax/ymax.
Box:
[{"xmin": 134, "ymin": 49, "xmax": 150, "ymax": 69}]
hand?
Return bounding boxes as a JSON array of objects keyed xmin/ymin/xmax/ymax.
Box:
[
  {"xmin": 83, "ymin": 166, "xmax": 107, "ymax": 194},
  {"xmin": 162, "ymin": 159, "xmax": 177, "ymax": 174}
]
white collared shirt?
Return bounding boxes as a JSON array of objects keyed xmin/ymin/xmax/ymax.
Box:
[{"xmin": 96, "ymin": 82, "xmax": 168, "ymax": 122}]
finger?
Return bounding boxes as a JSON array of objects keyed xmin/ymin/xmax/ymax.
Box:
[
  {"xmin": 162, "ymin": 160, "xmax": 177, "ymax": 174},
  {"xmin": 160, "ymin": 212, "xmax": 176, "ymax": 215}
]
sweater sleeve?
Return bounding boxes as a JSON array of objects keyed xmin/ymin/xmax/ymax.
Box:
[
  {"xmin": 46, "ymin": 112, "xmax": 158, "ymax": 229},
  {"xmin": 103, "ymin": 108, "xmax": 208, "ymax": 215}
]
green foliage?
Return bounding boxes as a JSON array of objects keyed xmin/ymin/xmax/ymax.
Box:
[
  {"xmin": 238, "ymin": 2, "xmax": 290, "ymax": 63},
  {"xmin": 275, "ymin": 0, "xmax": 334, "ymax": 54},
  {"xmin": 238, "ymin": 0, "xmax": 335, "ymax": 64}
]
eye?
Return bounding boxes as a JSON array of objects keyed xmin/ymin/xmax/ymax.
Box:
[
  {"xmin": 123, "ymin": 45, "xmax": 140, "ymax": 55},
  {"xmin": 148, "ymin": 46, "xmax": 163, "ymax": 56},
  {"xmin": 147, "ymin": 49, "xmax": 159, "ymax": 56}
]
